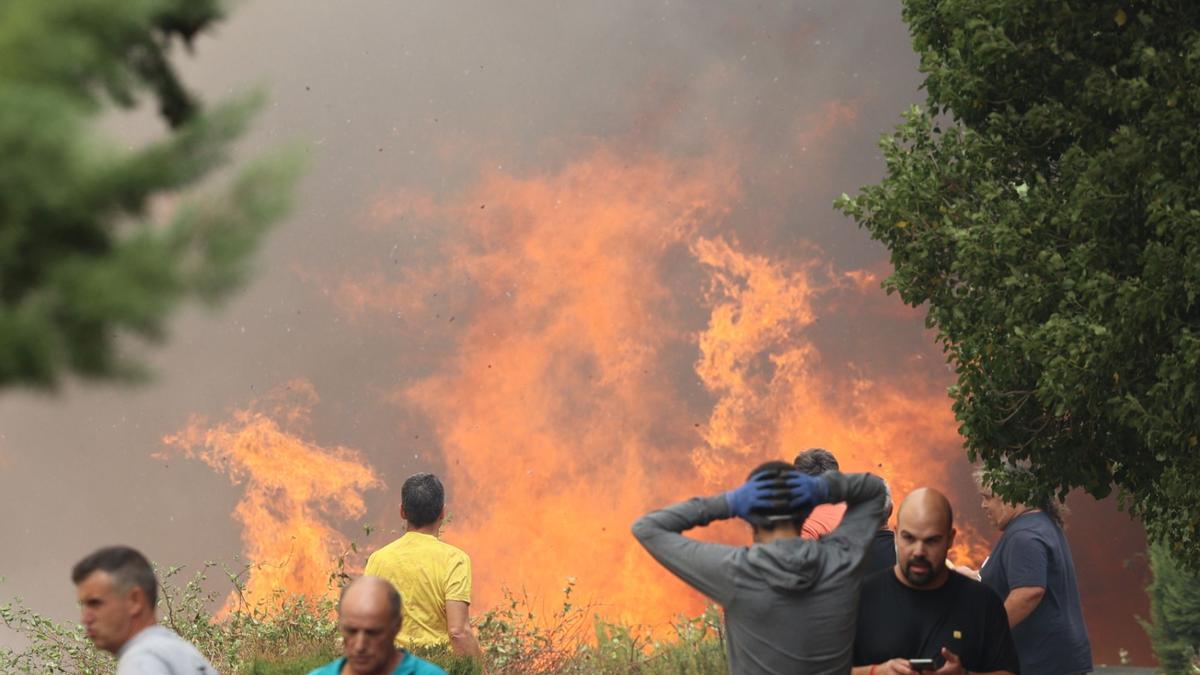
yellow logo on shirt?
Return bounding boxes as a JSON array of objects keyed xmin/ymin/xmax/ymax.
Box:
[{"xmin": 953, "ymin": 630, "xmax": 962, "ymax": 639}]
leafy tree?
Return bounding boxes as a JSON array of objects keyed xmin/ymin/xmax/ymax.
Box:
[
  {"xmin": 1141, "ymin": 542, "xmax": 1200, "ymax": 673},
  {"xmin": 0, "ymin": 0, "xmax": 302, "ymax": 387},
  {"xmin": 837, "ymin": 2, "xmax": 1200, "ymax": 561}
]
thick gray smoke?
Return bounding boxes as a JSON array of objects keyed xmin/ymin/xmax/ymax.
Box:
[{"xmin": 0, "ymin": 0, "xmax": 1150, "ymax": 663}]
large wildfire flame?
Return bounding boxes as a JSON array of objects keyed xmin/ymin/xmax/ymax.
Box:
[
  {"xmin": 331, "ymin": 146, "xmax": 989, "ymax": 626},
  {"xmin": 168, "ymin": 145, "xmax": 994, "ymax": 627},
  {"xmin": 163, "ymin": 141, "xmax": 1143, "ymax": 660},
  {"xmin": 161, "ymin": 380, "xmax": 381, "ymax": 612}
]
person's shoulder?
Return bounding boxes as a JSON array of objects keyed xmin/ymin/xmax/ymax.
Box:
[
  {"xmin": 1012, "ymin": 510, "xmax": 1057, "ymax": 532},
  {"xmin": 394, "ymin": 533, "xmax": 470, "ymax": 566},
  {"xmin": 124, "ymin": 625, "xmax": 201, "ymax": 654},
  {"xmin": 117, "ymin": 627, "xmax": 214, "ymax": 674},
  {"xmin": 860, "ymin": 566, "xmax": 897, "ymax": 592},
  {"xmin": 306, "ymin": 656, "xmax": 345, "ymax": 675},
  {"xmin": 430, "ymin": 537, "xmax": 470, "ymax": 561},
  {"xmin": 380, "ymin": 534, "xmax": 412, "ymax": 550},
  {"xmin": 367, "ymin": 535, "xmax": 409, "ymax": 559},
  {"xmin": 949, "ymin": 569, "xmax": 1005, "ymax": 604},
  {"xmin": 1004, "ymin": 513, "xmax": 1057, "ymax": 543}
]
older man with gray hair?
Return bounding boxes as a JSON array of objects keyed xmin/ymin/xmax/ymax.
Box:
[{"xmin": 309, "ymin": 575, "xmax": 446, "ymax": 675}]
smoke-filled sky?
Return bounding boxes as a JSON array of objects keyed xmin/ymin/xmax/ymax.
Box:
[{"xmin": 0, "ymin": 0, "xmax": 1152, "ymax": 663}]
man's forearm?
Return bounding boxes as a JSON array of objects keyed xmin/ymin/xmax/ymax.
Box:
[
  {"xmin": 824, "ymin": 471, "xmax": 886, "ymax": 506},
  {"xmin": 632, "ymin": 494, "xmax": 730, "ymax": 539},
  {"xmin": 825, "ymin": 472, "xmax": 887, "ymax": 543},
  {"xmin": 449, "ymin": 628, "xmax": 483, "ymax": 657},
  {"xmin": 446, "ymin": 600, "xmax": 482, "ymax": 658},
  {"xmin": 1004, "ymin": 586, "xmax": 1045, "ymax": 627},
  {"xmin": 630, "ymin": 495, "xmax": 738, "ymax": 605}
]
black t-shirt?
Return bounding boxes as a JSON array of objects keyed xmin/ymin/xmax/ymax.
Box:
[
  {"xmin": 854, "ymin": 568, "xmax": 1021, "ymax": 673},
  {"xmin": 980, "ymin": 511, "xmax": 1092, "ymax": 675},
  {"xmin": 864, "ymin": 529, "xmax": 896, "ymax": 576}
]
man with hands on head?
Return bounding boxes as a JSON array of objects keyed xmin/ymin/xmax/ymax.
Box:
[
  {"xmin": 852, "ymin": 488, "xmax": 1020, "ymax": 675},
  {"xmin": 632, "ymin": 458, "xmax": 888, "ymax": 675}
]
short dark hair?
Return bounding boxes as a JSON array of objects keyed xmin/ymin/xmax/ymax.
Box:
[
  {"xmin": 794, "ymin": 448, "xmax": 839, "ymax": 476},
  {"xmin": 745, "ymin": 460, "xmax": 813, "ymax": 532},
  {"xmin": 401, "ymin": 473, "xmax": 445, "ymax": 528},
  {"xmin": 71, "ymin": 546, "xmax": 157, "ymax": 608}
]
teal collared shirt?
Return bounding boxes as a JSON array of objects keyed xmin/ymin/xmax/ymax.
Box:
[{"xmin": 306, "ymin": 651, "xmax": 447, "ymax": 675}]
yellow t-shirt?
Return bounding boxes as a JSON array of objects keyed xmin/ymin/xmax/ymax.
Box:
[{"xmin": 364, "ymin": 532, "xmax": 472, "ymax": 647}]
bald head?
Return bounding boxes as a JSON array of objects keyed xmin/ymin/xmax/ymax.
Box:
[
  {"xmin": 894, "ymin": 487, "xmax": 957, "ymax": 589},
  {"xmin": 897, "ymin": 487, "xmax": 954, "ymax": 532},
  {"xmin": 339, "ymin": 576, "xmax": 402, "ymax": 628},
  {"xmin": 337, "ymin": 577, "xmax": 404, "ymax": 674}
]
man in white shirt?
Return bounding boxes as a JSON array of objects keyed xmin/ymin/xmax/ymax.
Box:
[{"xmin": 73, "ymin": 545, "xmax": 217, "ymax": 674}]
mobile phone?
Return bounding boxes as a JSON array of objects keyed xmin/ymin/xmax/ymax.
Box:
[{"xmin": 909, "ymin": 658, "xmax": 936, "ymax": 671}]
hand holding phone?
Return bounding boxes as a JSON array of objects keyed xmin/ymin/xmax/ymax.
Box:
[{"xmin": 908, "ymin": 658, "xmax": 937, "ymax": 671}]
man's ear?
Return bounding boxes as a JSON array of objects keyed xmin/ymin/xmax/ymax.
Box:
[
  {"xmin": 127, "ymin": 584, "xmax": 147, "ymax": 616},
  {"xmin": 948, "ymin": 526, "xmax": 957, "ymax": 551},
  {"xmin": 400, "ymin": 504, "xmax": 408, "ymax": 520}
]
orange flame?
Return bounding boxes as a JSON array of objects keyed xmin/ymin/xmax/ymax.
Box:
[
  {"xmin": 397, "ymin": 149, "xmax": 740, "ymax": 626},
  {"xmin": 161, "ymin": 380, "xmax": 381, "ymax": 612},
  {"xmin": 175, "ymin": 142, "xmax": 993, "ymax": 629},
  {"xmin": 689, "ymin": 235, "xmax": 989, "ymax": 564},
  {"xmin": 323, "ymin": 146, "xmax": 990, "ymax": 629},
  {"xmin": 161, "ymin": 119, "xmax": 1148, "ymax": 660}
]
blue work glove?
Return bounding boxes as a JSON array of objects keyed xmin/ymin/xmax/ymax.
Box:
[
  {"xmin": 725, "ymin": 472, "xmax": 788, "ymax": 521},
  {"xmin": 785, "ymin": 471, "xmax": 831, "ymax": 511}
]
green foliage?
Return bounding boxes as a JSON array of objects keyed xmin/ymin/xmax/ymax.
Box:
[
  {"xmin": 837, "ymin": 1, "xmax": 1200, "ymax": 562},
  {"xmin": 1142, "ymin": 543, "xmax": 1200, "ymax": 674},
  {"xmin": 246, "ymin": 652, "xmax": 339, "ymax": 675},
  {"xmin": 0, "ymin": 0, "xmax": 302, "ymax": 388},
  {"xmin": 469, "ymin": 580, "xmax": 726, "ymax": 674},
  {"xmin": 410, "ymin": 644, "xmax": 485, "ymax": 675},
  {"xmin": 1, "ymin": 563, "xmax": 340, "ymax": 674},
  {"xmin": 0, "ymin": 578, "xmax": 112, "ymax": 673},
  {"xmin": 473, "ymin": 580, "xmax": 592, "ymax": 672},
  {"xmin": 2, "ymin": 566, "xmax": 728, "ymax": 674}
]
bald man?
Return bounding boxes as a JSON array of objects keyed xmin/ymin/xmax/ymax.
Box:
[
  {"xmin": 308, "ymin": 576, "xmax": 447, "ymax": 675},
  {"xmin": 851, "ymin": 488, "xmax": 1020, "ymax": 675}
]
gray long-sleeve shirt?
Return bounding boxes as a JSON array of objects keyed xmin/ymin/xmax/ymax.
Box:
[
  {"xmin": 632, "ymin": 471, "xmax": 887, "ymax": 675},
  {"xmin": 117, "ymin": 624, "xmax": 217, "ymax": 674}
]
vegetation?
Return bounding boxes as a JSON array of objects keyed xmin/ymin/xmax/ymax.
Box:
[
  {"xmin": 0, "ymin": 564, "xmax": 728, "ymax": 674},
  {"xmin": 1142, "ymin": 542, "xmax": 1200, "ymax": 674},
  {"xmin": 837, "ymin": 2, "xmax": 1200, "ymax": 562},
  {"xmin": 0, "ymin": 0, "xmax": 302, "ymax": 388}
]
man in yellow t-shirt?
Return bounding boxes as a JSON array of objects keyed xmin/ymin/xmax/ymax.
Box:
[{"xmin": 365, "ymin": 472, "xmax": 483, "ymax": 658}]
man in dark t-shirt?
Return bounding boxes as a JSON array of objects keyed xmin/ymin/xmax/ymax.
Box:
[
  {"xmin": 979, "ymin": 490, "xmax": 1092, "ymax": 675},
  {"xmin": 855, "ymin": 568, "xmax": 1017, "ymax": 673},
  {"xmin": 864, "ymin": 528, "xmax": 896, "ymax": 576},
  {"xmin": 853, "ymin": 488, "xmax": 1019, "ymax": 675},
  {"xmin": 863, "ymin": 481, "xmax": 897, "ymax": 576}
]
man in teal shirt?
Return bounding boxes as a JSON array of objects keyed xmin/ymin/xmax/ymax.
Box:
[{"xmin": 309, "ymin": 576, "xmax": 448, "ymax": 675}]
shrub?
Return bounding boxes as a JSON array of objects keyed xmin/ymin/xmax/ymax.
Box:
[
  {"xmin": 1, "ymin": 566, "xmax": 729, "ymax": 674},
  {"xmin": 1141, "ymin": 542, "xmax": 1200, "ymax": 674}
]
